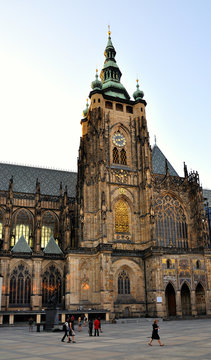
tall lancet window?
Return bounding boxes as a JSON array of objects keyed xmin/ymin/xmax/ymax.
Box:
[
  {"xmin": 115, "ymin": 200, "xmax": 129, "ymax": 233},
  {"xmin": 153, "ymin": 194, "xmax": 188, "ymax": 248},
  {"xmin": 120, "ymin": 149, "xmax": 127, "ymax": 165},
  {"xmin": 118, "ymin": 270, "xmax": 130, "ymax": 295},
  {"xmin": 113, "ymin": 147, "xmax": 119, "ymax": 164}
]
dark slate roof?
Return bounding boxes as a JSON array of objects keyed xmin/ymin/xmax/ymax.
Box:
[
  {"xmin": 152, "ymin": 144, "xmax": 179, "ymax": 176},
  {"xmin": 43, "ymin": 236, "xmax": 63, "ymax": 254},
  {"xmin": 11, "ymin": 235, "xmax": 32, "ymax": 253},
  {"xmin": 0, "ymin": 163, "xmax": 77, "ymax": 197},
  {"xmin": 203, "ymin": 189, "xmax": 211, "ymax": 207}
]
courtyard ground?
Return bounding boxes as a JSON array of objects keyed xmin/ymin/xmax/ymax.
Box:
[{"xmin": 0, "ymin": 318, "xmax": 211, "ymax": 360}]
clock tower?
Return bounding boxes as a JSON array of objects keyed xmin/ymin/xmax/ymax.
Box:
[{"xmin": 77, "ymin": 30, "xmax": 153, "ymax": 251}]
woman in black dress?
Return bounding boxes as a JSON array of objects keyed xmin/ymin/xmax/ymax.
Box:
[{"xmin": 148, "ymin": 319, "xmax": 164, "ymax": 346}]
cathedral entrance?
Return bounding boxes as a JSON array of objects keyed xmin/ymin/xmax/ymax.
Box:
[
  {"xmin": 196, "ymin": 283, "xmax": 206, "ymax": 315},
  {"xmin": 181, "ymin": 283, "xmax": 191, "ymax": 316},
  {"xmin": 165, "ymin": 283, "xmax": 176, "ymax": 316}
]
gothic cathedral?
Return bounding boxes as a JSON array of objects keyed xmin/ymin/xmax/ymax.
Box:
[{"xmin": 0, "ymin": 31, "xmax": 210, "ymax": 321}]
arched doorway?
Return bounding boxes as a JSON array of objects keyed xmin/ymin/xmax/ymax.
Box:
[
  {"xmin": 181, "ymin": 283, "xmax": 191, "ymax": 316},
  {"xmin": 196, "ymin": 283, "xmax": 206, "ymax": 315},
  {"xmin": 165, "ymin": 283, "xmax": 176, "ymax": 316}
]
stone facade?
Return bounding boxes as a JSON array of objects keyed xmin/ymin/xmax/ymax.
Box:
[{"xmin": 0, "ymin": 33, "xmax": 210, "ymax": 320}]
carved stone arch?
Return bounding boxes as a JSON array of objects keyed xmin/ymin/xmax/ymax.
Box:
[
  {"xmin": 181, "ymin": 281, "xmax": 191, "ymax": 316},
  {"xmin": 41, "ymin": 210, "xmax": 59, "ymax": 248},
  {"xmin": 195, "ymin": 282, "xmax": 206, "ymax": 315},
  {"xmin": 110, "ymin": 123, "xmax": 131, "ymax": 166},
  {"xmin": 112, "ymin": 258, "xmax": 144, "ymax": 302},
  {"xmin": 156, "ymin": 190, "xmax": 189, "ymax": 221},
  {"xmin": 153, "ymin": 192, "xmax": 188, "ymax": 248},
  {"xmin": 11, "ymin": 208, "xmax": 34, "ymax": 246},
  {"xmin": 165, "ymin": 282, "xmax": 176, "ymax": 316}
]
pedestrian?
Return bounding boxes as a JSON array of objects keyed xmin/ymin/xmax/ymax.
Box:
[
  {"xmin": 148, "ymin": 319, "xmax": 164, "ymax": 346},
  {"xmin": 94, "ymin": 317, "xmax": 100, "ymax": 336},
  {"xmin": 78, "ymin": 316, "xmax": 82, "ymax": 332},
  {"xmin": 61, "ymin": 317, "xmax": 70, "ymax": 342},
  {"xmin": 71, "ymin": 315, "xmax": 75, "ymax": 331},
  {"xmin": 28, "ymin": 317, "xmax": 34, "ymax": 332},
  {"xmin": 88, "ymin": 318, "xmax": 93, "ymax": 336},
  {"xmin": 70, "ymin": 316, "xmax": 76, "ymax": 343},
  {"xmin": 98, "ymin": 317, "xmax": 103, "ymax": 333}
]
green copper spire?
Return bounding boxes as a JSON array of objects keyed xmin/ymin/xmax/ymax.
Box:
[
  {"xmin": 133, "ymin": 79, "xmax": 144, "ymax": 100},
  {"xmin": 100, "ymin": 27, "xmax": 130, "ymax": 100}
]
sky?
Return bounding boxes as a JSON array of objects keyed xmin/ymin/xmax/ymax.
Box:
[{"xmin": 0, "ymin": 0, "xmax": 210, "ymax": 189}]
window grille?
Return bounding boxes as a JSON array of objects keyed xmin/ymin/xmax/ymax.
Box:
[
  {"xmin": 113, "ymin": 147, "xmax": 119, "ymax": 164},
  {"xmin": 120, "ymin": 149, "xmax": 127, "ymax": 165},
  {"xmin": 9, "ymin": 264, "xmax": 31, "ymax": 305},
  {"xmin": 115, "ymin": 200, "xmax": 129, "ymax": 233}
]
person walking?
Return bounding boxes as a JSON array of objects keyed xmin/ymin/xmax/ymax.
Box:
[
  {"xmin": 78, "ymin": 316, "xmax": 82, "ymax": 332},
  {"xmin": 28, "ymin": 317, "xmax": 34, "ymax": 332},
  {"xmin": 148, "ymin": 319, "xmax": 164, "ymax": 346},
  {"xmin": 94, "ymin": 317, "xmax": 100, "ymax": 336},
  {"xmin": 61, "ymin": 317, "xmax": 70, "ymax": 342},
  {"xmin": 88, "ymin": 318, "xmax": 93, "ymax": 336}
]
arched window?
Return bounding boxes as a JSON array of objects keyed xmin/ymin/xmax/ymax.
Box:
[
  {"xmin": 12, "ymin": 209, "xmax": 33, "ymax": 246},
  {"xmin": 115, "ymin": 200, "xmax": 129, "ymax": 233},
  {"xmin": 42, "ymin": 265, "xmax": 62, "ymax": 306},
  {"xmin": 118, "ymin": 270, "xmax": 130, "ymax": 295},
  {"xmin": 120, "ymin": 149, "xmax": 127, "ymax": 165},
  {"xmin": 196, "ymin": 260, "xmax": 201, "ymax": 269},
  {"xmin": 9, "ymin": 264, "xmax": 31, "ymax": 305},
  {"xmin": 153, "ymin": 194, "xmax": 188, "ymax": 248},
  {"xmin": 166, "ymin": 259, "xmax": 171, "ymax": 269},
  {"xmin": 0, "ymin": 209, "xmax": 3, "ymax": 239},
  {"xmin": 113, "ymin": 147, "xmax": 119, "ymax": 164},
  {"xmin": 41, "ymin": 212, "xmax": 58, "ymax": 248}
]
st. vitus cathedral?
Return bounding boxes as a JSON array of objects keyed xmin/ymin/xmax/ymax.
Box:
[{"xmin": 0, "ymin": 31, "xmax": 210, "ymax": 322}]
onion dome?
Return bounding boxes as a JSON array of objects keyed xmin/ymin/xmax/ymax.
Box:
[
  {"xmin": 133, "ymin": 79, "xmax": 144, "ymax": 100},
  {"xmin": 91, "ymin": 69, "xmax": 102, "ymax": 90},
  {"xmin": 83, "ymin": 99, "xmax": 89, "ymax": 118}
]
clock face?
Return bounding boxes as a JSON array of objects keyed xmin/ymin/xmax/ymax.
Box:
[{"xmin": 112, "ymin": 133, "xmax": 126, "ymax": 147}]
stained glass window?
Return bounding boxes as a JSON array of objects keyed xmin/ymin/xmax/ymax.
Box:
[
  {"xmin": 115, "ymin": 200, "xmax": 129, "ymax": 233},
  {"xmin": 118, "ymin": 270, "xmax": 130, "ymax": 295},
  {"xmin": 153, "ymin": 194, "xmax": 188, "ymax": 248},
  {"xmin": 0, "ymin": 210, "xmax": 3, "ymax": 239},
  {"xmin": 9, "ymin": 264, "xmax": 31, "ymax": 305},
  {"xmin": 42, "ymin": 265, "xmax": 62, "ymax": 306},
  {"xmin": 41, "ymin": 212, "xmax": 57, "ymax": 248},
  {"xmin": 12, "ymin": 209, "xmax": 33, "ymax": 246}
]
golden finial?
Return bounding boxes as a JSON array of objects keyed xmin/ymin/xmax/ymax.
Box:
[
  {"xmin": 136, "ymin": 78, "xmax": 139, "ymax": 83},
  {"xmin": 96, "ymin": 68, "xmax": 98, "ymax": 73},
  {"xmin": 86, "ymin": 98, "xmax": 88, "ymax": 103},
  {"xmin": 108, "ymin": 25, "xmax": 111, "ymax": 37}
]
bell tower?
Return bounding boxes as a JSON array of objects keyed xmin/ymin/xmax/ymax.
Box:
[{"xmin": 77, "ymin": 30, "xmax": 153, "ymax": 250}]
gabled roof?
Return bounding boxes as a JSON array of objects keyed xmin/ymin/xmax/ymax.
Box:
[
  {"xmin": 11, "ymin": 235, "xmax": 32, "ymax": 253},
  {"xmin": 43, "ymin": 236, "xmax": 63, "ymax": 254},
  {"xmin": 152, "ymin": 144, "xmax": 178, "ymax": 176},
  {"xmin": 0, "ymin": 163, "xmax": 77, "ymax": 197}
]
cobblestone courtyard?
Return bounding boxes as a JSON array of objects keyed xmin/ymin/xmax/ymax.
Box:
[{"xmin": 0, "ymin": 318, "xmax": 211, "ymax": 360}]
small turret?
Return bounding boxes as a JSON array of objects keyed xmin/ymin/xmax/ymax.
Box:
[
  {"xmin": 91, "ymin": 69, "xmax": 102, "ymax": 90},
  {"xmin": 133, "ymin": 79, "xmax": 144, "ymax": 101},
  {"xmin": 82, "ymin": 99, "xmax": 89, "ymax": 118}
]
